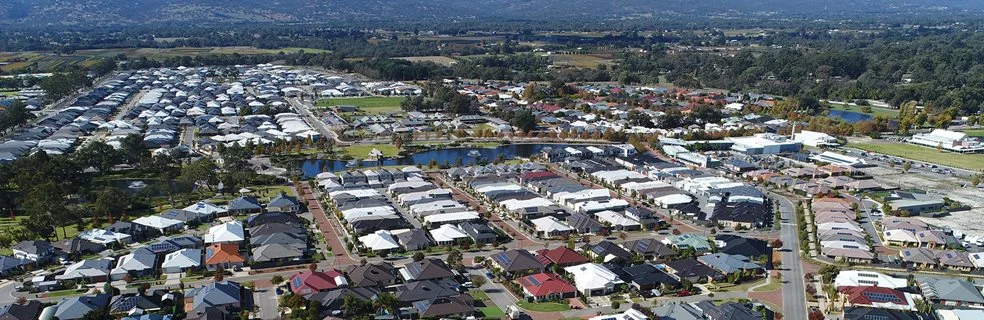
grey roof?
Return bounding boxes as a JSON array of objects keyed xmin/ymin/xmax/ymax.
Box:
[
  {"xmin": 394, "ymin": 279, "xmax": 460, "ymax": 302},
  {"xmin": 623, "ymin": 239, "xmax": 676, "ymax": 258},
  {"xmin": 402, "ymin": 258, "xmax": 454, "ymax": 281},
  {"xmin": 918, "ymin": 277, "xmax": 984, "ymax": 304},
  {"xmin": 347, "ymin": 262, "xmax": 398, "ymax": 287},
  {"xmin": 693, "ymin": 300, "xmax": 760, "ymax": 320},
  {"xmin": 651, "ymin": 302, "xmax": 703, "ymax": 320},
  {"xmin": 53, "ymin": 238, "xmax": 106, "ymax": 254},
  {"xmin": 267, "ymin": 193, "xmax": 299, "ymax": 209},
  {"xmin": 11, "ymin": 240, "xmax": 52, "ymax": 255},
  {"xmin": 185, "ymin": 281, "xmax": 241, "ymax": 314},
  {"xmin": 0, "ymin": 300, "xmax": 42, "ymax": 320},
  {"xmin": 307, "ymin": 287, "xmax": 379, "ymax": 310},
  {"xmin": 251, "ymin": 243, "xmax": 304, "ymax": 262},
  {"xmin": 0, "ymin": 256, "xmax": 30, "ymax": 273},
  {"xmin": 227, "ymin": 196, "xmax": 261, "ymax": 211},
  {"xmin": 842, "ymin": 307, "xmax": 924, "ymax": 320},
  {"xmin": 697, "ymin": 253, "xmax": 763, "ymax": 274},
  {"xmin": 54, "ymin": 294, "xmax": 111, "ymax": 320},
  {"xmin": 413, "ymin": 294, "xmax": 475, "ymax": 318},
  {"xmin": 567, "ymin": 212, "xmax": 604, "ymax": 231},
  {"xmin": 393, "ymin": 228, "xmax": 431, "ymax": 249},
  {"xmin": 490, "ymin": 250, "xmax": 545, "ymax": 273}
]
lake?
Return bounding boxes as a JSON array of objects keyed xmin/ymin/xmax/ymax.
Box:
[
  {"xmin": 828, "ymin": 109, "xmax": 873, "ymax": 124},
  {"xmin": 298, "ymin": 143, "xmax": 578, "ymax": 178}
]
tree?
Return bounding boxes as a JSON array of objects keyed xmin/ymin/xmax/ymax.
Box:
[
  {"xmin": 81, "ymin": 308, "xmax": 111, "ymax": 320},
  {"xmin": 902, "ymin": 161, "xmax": 911, "ymax": 173},
  {"xmin": 770, "ymin": 239, "xmax": 784, "ymax": 249},
  {"xmin": 510, "ymin": 110, "xmax": 537, "ymax": 133},
  {"xmin": 448, "ymin": 248, "xmax": 464, "ymax": 270},
  {"xmin": 412, "ymin": 252, "xmax": 425, "ymax": 261},
  {"xmin": 373, "ymin": 292, "xmax": 399, "ymax": 317},
  {"xmin": 271, "ymin": 275, "xmax": 285, "ymax": 285},
  {"xmin": 179, "ymin": 159, "xmax": 220, "ymax": 193},
  {"xmin": 470, "ymin": 274, "xmax": 487, "ymax": 288}
]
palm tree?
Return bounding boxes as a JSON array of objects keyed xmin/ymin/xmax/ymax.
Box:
[{"xmin": 373, "ymin": 292, "xmax": 399, "ymax": 318}]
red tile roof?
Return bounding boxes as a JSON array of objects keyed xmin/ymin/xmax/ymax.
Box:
[
  {"xmin": 535, "ymin": 247, "xmax": 589, "ymax": 266},
  {"xmin": 838, "ymin": 286, "xmax": 909, "ymax": 306},
  {"xmin": 289, "ymin": 269, "xmax": 346, "ymax": 295},
  {"xmin": 515, "ymin": 273, "xmax": 576, "ymax": 298}
]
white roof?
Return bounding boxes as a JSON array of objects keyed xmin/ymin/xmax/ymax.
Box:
[
  {"xmin": 328, "ymin": 189, "xmax": 379, "ymax": 199},
  {"xmin": 620, "ymin": 181, "xmax": 671, "ymax": 191},
  {"xmin": 132, "ymin": 216, "xmax": 184, "ymax": 230},
  {"xmin": 429, "ymin": 224, "xmax": 470, "ymax": 243},
  {"xmin": 820, "ymin": 240, "xmax": 870, "ymax": 251},
  {"xmin": 358, "ymin": 230, "xmax": 400, "ymax": 251},
  {"xmin": 530, "ymin": 216, "xmax": 573, "ymax": 233},
  {"xmin": 816, "ymin": 222, "xmax": 863, "ymax": 232},
  {"xmin": 112, "ymin": 251, "xmax": 156, "ymax": 275},
  {"xmin": 79, "ymin": 229, "xmax": 132, "ymax": 245},
  {"xmin": 883, "ymin": 229, "xmax": 919, "ymax": 243},
  {"xmin": 422, "ymin": 211, "xmax": 480, "ymax": 225},
  {"xmin": 386, "ymin": 181, "xmax": 431, "ymax": 193},
  {"xmin": 652, "ymin": 194, "xmax": 692, "ymax": 206},
  {"xmin": 475, "ymin": 184, "xmax": 524, "ymax": 194},
  {"xmin": 204, "ymin": 221, "xmax": 246, "ymax": 243},
  {"xmin": 408, "ymin": 200, "xmax": 466, "ymax": 214},
  {"xmin": 397, "ymin": 189, "xmax": 452, "ymax": 203},
  {"xmin": 162, "ymin": 249, "xmax": 202, "ymax": 269},
  {"xmin": 56, "ymin": 259, "xmax": 112, "ymax": 280},
  {"xmin": 834, "ymin": 270, "xmax": 907, "ymax": 288},
  {"xmin": 594, "ymin": 210, "xmax": 641, "ymax": 228},
  {"xmin": 501, "ymin": 197, "xmax": 556, "ymax": 211},
  {"xmin": 553, "ymin": 189, "xmax": 610, "ymax": 202},
  {"xmin": 564, "ymin": 263, "xmax": 623, "ymax": 291},
  {"xmin": 938, "ymin": 309, "xmax": 984, "ymax": 320},
  {"xmin": 183, "ymin": 201, "xmax": 228, "ymax": 215},
  {"xmin": 341, "ymin": 206, "xmax": 397, "ymax": 221},
  {"xmin": 573, "ymin": 199, "xmax": 629, "ymax": 213}
]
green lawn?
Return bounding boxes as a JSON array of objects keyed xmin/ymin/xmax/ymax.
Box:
[
  {"xmin": 340, "ymin": 144, "xmax": 401, "ymax": 159},
  {"xmin": 46, "ymin": 289, "xmax": 85, "ymax": 298},
  {"xmin": 959, "ymin": 129, "xmax": 984, "ymax": 137},
  {"xmin": 849, "ymin": 141, "xmax": 984, "ymax": 171},
  {"xmin": 468, "ymin": 290, "xmax": 490, "ymax": 300},
  {"xmin": 316, "ymin": 97, "xmax": 406, "ymax": 114},
  {"xmin": 478, "ymin": 306, "xmax": 505, "ymax": 319},
  {"xmin": 751, "ymin": 278, "xmax": 783, "ymax": 292},
  {"xmin": 516, "ymin": 301, "xmax": 570, "ymax": 312},
  {"xmin": 827, "ymin": 102, "xmax": 899, "ymax": 118}
]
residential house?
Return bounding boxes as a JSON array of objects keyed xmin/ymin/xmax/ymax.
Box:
[
  {"xmin": 693, "ymin": 300, "xmax": 761, "ymax": 320},
  {"xmin": 111, "ymin": 251, "xmax": 158, "ymax": 280},
  {"xmin": 412, "ymin": 295, "xmax": 475, "ymax": 319},
  {"xmin": 53, "ymin": 239, "xmax": 106, "ymax": 258},
  {"xmin": 306, "ymin": 287, "xmax": 380, "ymax": 316},
  {"xmin": 268, "ymin": 193, "xmax": 302, "ymax": 213},
  {"xmin": 162, "ymin": 249, "xmax": 202, "ymax": 274},
  {"xmin": 252, "ymin": 243, "xmax": 305, "ymax": 264},
  {"xmin": 346, "ymin": 263, "xmax": 398, "ymax": 288},
  {"xmin": 109, "ymin": 291, "xmax": 172, "ymax": 315},
  {"xmin": 204, "ymin": 221, "xmax": 246, "ymax": 245},
  {"xmin": 843, "ymin": 307, "xmax": 925, "ymax": 320},
  {"xmin": 395, "ymin": 279, "xmax": 460, "ymax": 303},
  {"xmin": 392, "ymin": 228, "xmax": 432, "ymax": 251},
  {"xmin": 132, "ymin": 216, "xmax": 185, "ymax": 234},
  {"xmin": 623, "ymin": 239, "xmax": 677, "ymax": 261},
  {"xmin": 611, "ymin": 263, "xmax": 680, "ymax": 292},
  {"xmin": 566, "ymin": 213, "xmax": 606, "ymax": 234},
  {"xmin": 78, "ymin": 229, "xmax": 133, "ymax": 245},
  {"xmin": 49, "ymin": 294, "xmax": 111, "ymax": 320},
  {"xmin": 489, "ymin": 250, "xmax": 545, "ymax": 275},
  {"xmin": 714, "ymin": 235, "xmax": 770, "ymax": 259},
  {"xmin": 227, "ymin": 196, "xmax": 262, "ymax": 215},
  {"xmin": 563, "ymin": 263, "xmax": 624, "ymax": 296},
  {"xmin": 918, "ymin": 276, "xmax": 984, "ymax": 308},
  {"xmin": 184, "ymin": 281, "xmax": 243, "ymax": 319},
  {"xmin": 12, "ymin": 240, "xmax": 54, "ymax": 263},
  {"xmin": 399, "ymin": 258, "xmax": 455, "ymax": 282},
  {"xmin": 534, "ymin": 247, "xmax": 589, "ymax": 267},
  {"xmin": 204, "ymin": 243, "xmax": 245, "ymax": 271},
  {"xmin": 289, "ymin": 269, "xmax": 348, "ymax": 296},
  {"xmin": 0, "ymin": 300, "xmax": 42, "ymax": 320},
  {"xmin": 56, "ymin": 259, "xmax": 112, "ymax": 283},
  {"xmin": 663, "ymin": 234, "xmax": 712, "ymax": 253},
  {"xmin": 515, "ymin": 272, "xmax": 577, "ymax": 301},
  {"xmin": 838, "ymin": 286, "xmax": 916, "ymax": 311},
  {"xmin": 697, "ymin": 253, "xmax": 764, "ymax": 278},
  {"xmin": 663, "ymin": 258, "xmax": 724, "ymax": 283},
  {"xmin": 529, "ymin": 216, "xmax": 574, "ymax": 239}
]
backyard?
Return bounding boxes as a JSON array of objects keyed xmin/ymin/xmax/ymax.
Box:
[
  {"xmin": 849, "ymin": 141, "xmax": 984, "ymax": 171},
  {"xmin": 316, "ymin": 96, "xmax": 406, "ymax": 114}
]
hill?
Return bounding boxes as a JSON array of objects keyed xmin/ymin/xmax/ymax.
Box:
[{"xmin": 1, "ymin": 0, "xmax": 983, "ymax": 27}]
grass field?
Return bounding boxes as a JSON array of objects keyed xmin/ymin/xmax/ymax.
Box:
[
  {"xmin": 516, "ymin": 301, "xmax": 570, "ymax": 312},
  {"xmin": 549, "ymin": 54, "xmax": 616, "ymax": 68},
  {"xmin": 340, "ymin": 144, "xmax": 401, "ymax": 159},
  {"xmin": 316, "ymin": 97, "xmax": 405, "ymax": 114},
  {"xmin": 850, "ymin": 141, "xmax": 984, "ymax": 171},
  {"xmin": 827, "ymin": 102, "xmax": 899, "ymax": 118},
  {"xmin": 959, "ymin": 129, "xmax": 984, "ymax": 137},
  {"xmin": 468, "ymin": 290, "xmax": 490, "ymax": 300},
  {"xmin": 396, "ymin": 56, "xmax": 459, "ymax": 66}
]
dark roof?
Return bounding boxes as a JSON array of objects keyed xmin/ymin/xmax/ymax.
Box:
[
  {"xmin": 583, "ymin": 240, "xmax": 632, "ymax": 262},
  {"xmin": 0, "ymin": 300, "xmax": 42, "ymax": 320},
  {"xmin": 53, "ymin": 238, "xmax": 105, "ymax": 254},
  {"xmin": 350, "ymin": 217, "xmax": 407, "ymax": 233},
  {"xmin": 623, "ymin": 239, "xmax": 676, "ymax": 259},
  {"xmin": 11, "ymin": 240, "xmax": 52, "ymax": 255},
  {"xmin": 413, "ymin": 294, "xmax": 475, "ymax": 318},
  {"xmin": 612, "ymin": 264, "xmax": 680, "ymax": 288},
  {"xmin": 248, "ymin": 222, "xmax": 305, "ymax": 237},
  {"xmin": 394, "ymin": 279, "xmax": 460, "ymax": 302},
  {"xmin": 664, "ymin": 258, "xmax": 723, "ymax": 280},
  {"xmin": 109, "ymin": 293, "xmax": 164, "ymax": 314},
  {"xmin": 490, "ymin": 250, "xmax": 545, "ymax": 273},
  {"xmin": 710, "ymin": 201, "xmax": 770, "ymax": 224},
  {"xmin": 458, "ymin": 222, "xmax": 496, "ymax": 243},
  {"xmin": 567, "ymin": 212, "xmax": 604, "ymax": 231},
  {"xmin": 402, "ymin": 258, "xmax": 454, "ymax": 281},
  {"xmin": 393, "ymin": 229, "xmax": 431, "ymax": 249},
  {"xmin": 246, "ymin": 212, "xmax": 302, "ymax": 227},
  {"xmin": 267, "ymin": 193, "xmax": 300, "ymax": 209},
  {"xmin": 227, "ymin": 196, "xmax": 261, "ymax": 211},
  {"xmin": 307, "ymin": 287, "xmax": 380, "ymax": 310},
  {"xmin": 347, "ymin": 263, "xmax": 398, "ymax": 287},
  {"xmin": 534, "ymin": 247, "xmax": 589, "ymax": 266},
  {"xmin": 715, "ymin": 235, "xmax": 771, "ymax": 258}
]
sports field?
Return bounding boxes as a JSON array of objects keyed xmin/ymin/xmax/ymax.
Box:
[{"xmin": 849, "ymin": 141, "xmax": 984, "ymax": 171}]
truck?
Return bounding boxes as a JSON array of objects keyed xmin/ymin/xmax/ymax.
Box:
[{"xmin": 506, "ymin": 305, "xmax": 523, "ymax": 320}]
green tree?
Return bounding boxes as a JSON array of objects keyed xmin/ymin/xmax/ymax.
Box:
[{"xmin": 510, "ymin": 110, "xmax": 537, "ymax": 133}]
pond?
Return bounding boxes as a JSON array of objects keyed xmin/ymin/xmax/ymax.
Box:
[
  {"xmin": 827, "ymin": 109, "xmax": 873, "ymax": 124},
  {"xmin": 297, "ymin": 143, "xmax": 578, "ymax": 178}
]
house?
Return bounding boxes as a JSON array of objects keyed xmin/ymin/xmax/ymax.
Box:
[
  {"xmin": 843, "ymin": 307, "xmax": 926, "ymax": 320},
  {"xmin": 834, "ymin": 271, "xmax": 907, "ymax": 288},
  {"xmin": 111, "ymin": 251, "xmax": 158, "ymax": 280},
  {"xmin": 651, "ymin": 302, "xmax": 705, "ymax": 320},
  {"xmin": 399, "ymin": 258, "xmax": 455, "ymax": 282},
  {"xmin": 204, "ymin": 243, "xmax": 245, "ymax": 271},
  {"xmin": 0, "ymin": 256, "xmax": 30, "ymax": 277},
  {"xmin": 12, "ymin": 240, "xmax": 54, "ymax": 262},
  {"xmin": 515, "ymin": 272, "xmax": 577, "ymax": 301},
  {"xmin": 900, "ymin": 247, "xmax": 938, "ymax": 269},
  {"xmin": 714, "ymin": 235, "xmax": 770, "ymax": 259},
  {"xmin": 350, "ymin": 217, "xmax": 408, "ymax": 236},
  {"xmin": 184, "ymin": 281, "xmax": 243, "ymax": 319},
  {"xmin": 306, "ymin": 287, "xmax": 380, "ymax": 316},
  {"xmin": 182, "ymin": 201, "xmax": 227, "ymax": 221},
  {"xmin": 56, "ymin": 259, "xmax": 112, "ymax": 283},
  {"xmin": 534, "ymin": 247, "xmax": 589, "ymax": 267},
  {"xmin": 710, "ymin": 201, "xmax": 770, "ymax": 229},
  {"xmin": 489, "ymin": 250, "xmax": 545, "ymax": 275},
  {"xmin": 529, "ymin": 216, "xmax": 574, "ymax": 239},
  {"xmin": 918, "ymin": 276, "xmax": 984, "ymax": 308},
  {"xmin": 162, "ymin": 249, "xmax": 202, "ymax": 274},
  {"xmin": 611, "ymin": 263, "xmax": 680, "ymax": 292},
  {"xmin": 204, "ymin": 221, "xmax": 246, "ymax": 244},
  {"xmin": 252, "ymin": 243, "xmax": 305, "ymax": 264},
  {"xmin": 937, "ymin": 309, "xmax": 984, "ymax": 320},
  {"xmin": 289, "ymin": 269, "xmax": 348, "ymax": 295},
  {"xmin": 458, "ymin": 222, "xmax": 497, "ymax": 244},
  {"xmin": 623, "ymin": 239, "xmax": 677, "ymax": 261},
  {"xmin": 49, "ymin": 294, "xmax": 111, "ymax": 320},
  {"xmin": 563, "ymin": 263, "xmax": 624, "ymax": 296},
  {"xmin": 394, "ymin": 279, "xmax": 461, "ymax": 303},
  {"xmin": 132, "ymin": 216, "xmax": 185, "ymax": 234},
  {"xmin": 663, "ymin": 234, "xmax": 712, "ymax": 253},
  {"xmin": 227, "ymin": 196, "xmax": 262, "ymax": 215},
  {"xmin": 697, "ymin": 253, "xmax": 764, "ymax": 276},
  {"xmin": 412, "ymin": 295, "xmax": 475, "ymax": 319},
  {"xmin": 359, "ymin": 230, "xmax": 401, "ymax": 252},
  {"xmin": 663, "ymin": 258, "xmax": 724, "ymax": 283},
  {"xmin": 428, "ymin": 224, "xmax": 470, "ymax": 246},
  {"xmin": 268, "ymin": 193, "xmax": 302, "ymax": 213},
  {"xmin": 589, "ymin": 309, "xmax": 650, "ymax": 320},
  {"xmin": 838, "ymin": 286, "xmax": 916, "ymax": 311},
  {"xmin": 594, "ymin": 210, "xmax": 641, "ymax": 231},
  {"xmin": 0, "ymin": 300, "xmax": 42, "ymax": 320},
  {"xmin": 693, "ymin": 300, "xmax": 761, "ymax": 320},
  {"xmin": 79, "ymin": 228, "xmax": 133, "ymax": 245},
  {"xmin": 567, "ymin": 212, "xmax": 605, "ymax": 234},
  {"xmin": 109, "ymin": 291, "xmax": 171, "ymax": 315},
  {"xmin": 346, "ymin": 262, "xmax": 398, "ymax": 287},
  {"xmin": 53, "ymin": 239, "xmax": 106, "ymax": 258},
  {"xmin": 581, "ymin": 241, "xmax": 632, "ymax": 263}
]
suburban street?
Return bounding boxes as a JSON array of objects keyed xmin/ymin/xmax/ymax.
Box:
[{"xmin": 773, "ymin": 191, "xmax": 808, "ymax": 320}]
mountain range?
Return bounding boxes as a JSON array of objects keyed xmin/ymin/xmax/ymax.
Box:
[{"xmin": 1, "ymin": 0, "xmax": 983, "ymax": 27}]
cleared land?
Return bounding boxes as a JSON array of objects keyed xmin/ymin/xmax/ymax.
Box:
[
  {"xmin": 827, "ymin": 102, "xmax": 899, "ymax": 118},
  {"xmin": 548, "ymin": 54, "xmax": 616, "ymax": 68},
  {"xmin": 849, "ymin": 141, "xmax": 984, "ymax": 171},
  {"xmin": 396, "ymin": 56, "xmax": 458, "ymax": 66},
  {"xmin": 316, "ymin": 97, "xmax": 405, "ymax": 114}
]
